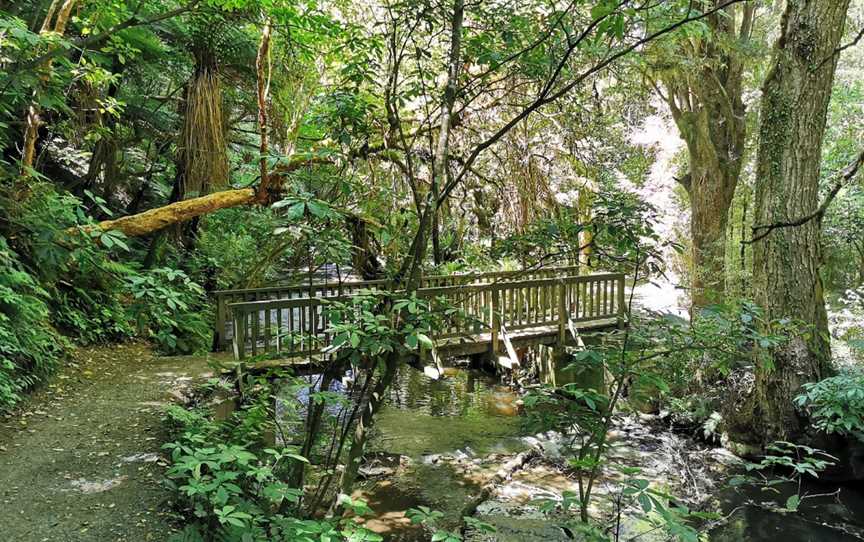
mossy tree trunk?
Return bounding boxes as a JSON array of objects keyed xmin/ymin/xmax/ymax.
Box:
[
  {"xmin": 661, "ymin": 1, "xmax": 755, "ymax": 311},
  {"xmin": 746, "ymin": 0, "xmax": 850, "ymax": 444}
]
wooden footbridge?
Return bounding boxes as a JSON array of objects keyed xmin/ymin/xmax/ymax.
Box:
[{"xmin": 214, "ymin": 266, "xmax": 626, "ymax": 368}]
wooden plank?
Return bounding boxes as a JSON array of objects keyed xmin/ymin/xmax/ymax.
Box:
[
  {"xmin": 264, "ymin": 307, "xmax": 271, "ymax": 353},
  {"xmin": 501, "ymin": 326, "xmax": 520, "ymax": 369}
]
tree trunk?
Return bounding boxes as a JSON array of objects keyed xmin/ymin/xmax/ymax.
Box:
[
  {"xmin": 79, "ymin": 188, "xmax": 256, "ymax": 237},
  {"xmin": 255, "ymin": 21, "xmax": 273, "ymax": 204},
  {"xmin": 20, "ymin": 0, "xmax": 78, "ymax": 174},
  {"xmin": 686, "ymin": 149, "xmax": 740, "ymax": 309},
  {"xmin": 337, "ymin": 356, "xmax": 398, "ymax": 496},
  {"xmin": 430, "ymin": 0, "xmax": 464, "ymax": 267},
  {"xmin": 662, "ymin": 1, "xmax": 753, "ymax": 311},
  {"xmin": 74, "ymin": 155, "xmax": 325, "ymax": 238},
  {"xmin": 747, "ymin": 0, "xmax": 850, "ymax": 445},
  {"xmin": 178, "ymin": 46, "xmax": 229, "ymax": 196}
]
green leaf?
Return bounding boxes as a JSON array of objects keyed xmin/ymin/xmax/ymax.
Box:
[
  {"xmin": 287, "ymin": 202, "xmax": 306, "ymax": 221},
  {"xmin": 416, "ymin": 333, "xmax": 433, "ymax": 349},
  {"xmin": 638, "ymin": 493, "xmax": 652, "ymax": 513}
]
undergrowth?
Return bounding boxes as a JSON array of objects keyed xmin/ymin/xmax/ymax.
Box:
[
  {"xmin": 0, "ymin": 182, "xmax": 211, "ymax": 409},
  {"xmin": 162, "ymin": 374, "xmax": 386, "ymax": 542}
]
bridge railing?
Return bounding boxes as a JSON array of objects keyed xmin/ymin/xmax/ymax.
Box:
[
  {"xmin": 213, "ymin": 266, "xmax": 580, "ymax": 349},
  {"xmin": 227, "ymin": 272, "xmax": 625, "ymax": 360}
]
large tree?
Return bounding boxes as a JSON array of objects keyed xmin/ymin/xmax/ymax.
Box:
[
  {"xmin": 742, "ymin": 0, "xmax": 851, "ymax": 444},
  {"xmin": 650, "ymin": 1, "xmax": 756, "ymax": 310}
]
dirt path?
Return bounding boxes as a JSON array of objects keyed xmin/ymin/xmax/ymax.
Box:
[{"xmin": 0, "ymin": 343, "xmax": 219, "ymax": 541}]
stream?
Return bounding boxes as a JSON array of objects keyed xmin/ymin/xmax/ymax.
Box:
[
  {"xmin": 708, "ymin": 478, "xmax": 864, "ymax": 541},
  {"xmin": 275, "ymin": 284, "xmax": 864, "ymax": 541},
  {"xmin": 286, "ymin": 357, "xmax": 864, "ymax": 541},
  {"xmin": 357, "ymin": 364, "xmax": 530, "ymax": 540}
]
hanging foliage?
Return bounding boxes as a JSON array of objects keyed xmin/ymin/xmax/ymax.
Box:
[{"xmin": 178, "ymin": 46, "xmax": 230, "ymax": 196}]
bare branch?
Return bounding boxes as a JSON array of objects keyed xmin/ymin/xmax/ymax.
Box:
[
  {"xmin": 439, "ymin": 0, "xmax": 749, "ymax": 205},
  {"xmin": 744, "ymin": 149, "xmax": 864, "ymax": 245},
  {"xmin": 816, "ymin": 24, "xmax": 864, "ymax": 72}
]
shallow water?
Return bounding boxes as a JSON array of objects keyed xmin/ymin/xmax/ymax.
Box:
[
  {"xmin": 353, "ymin": 364, "xmax": 529, "ymax": 539},
  {"xmin": 709, "ymin": 477, "xmax": 864, "ymax": 541},
  {"xmin": 372, "ymin": 365, "xmax": 525, "ymax": 458}
]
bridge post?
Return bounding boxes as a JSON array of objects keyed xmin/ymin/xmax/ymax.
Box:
[
  {"xmin": 232, "ymin": 310, "xmax": 247, "ymax": 360},
  {"xmin": 558, "ymin": 280, "xmax": 567, "ymax": 344},
  {"xmin": 491, "ymin": 287, "xmax": 500, "ymax": 355},
  {"xmin": 617, "ymin": 274, "xmax": 626, "ymax": 328},
  {"xmin": 215, "ymin": 292, "xmax": 226, "ymax": 351}
]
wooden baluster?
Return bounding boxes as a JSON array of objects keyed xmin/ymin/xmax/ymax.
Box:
[
  {"xmin": 539, "ymin": 283, "xmax": 546, "ymax": 323},
  {"xmin": 288, "ymin": 302, "xmax": 295, "ymax": 354},
  {"xmin": 515, "ymin": 285, "xmax": 522, "ymax": 327},
  {"xmin": 604, "ymin": 279, "xmax": 610, "ymax": 316},
  {"xmin": 491, "ymin": 287, "xmax": 500, "ymax": 355},
  {"xmin": 558, "ymin": 282, "xmax": 567, "ymax": 343},
  {"xmin": 251, "ymin": 308, "xmax": 260, "ymax": 356},
  {"xmin": 617, "ymin": 275, "xmax": 626, "ymax": 328},
  {"xmin": 276, "ymin": 297, "xmax": 283, "ymax": 353},
  {"xmin": 234, "ymin": 310, "xmax": 247, "ymax": 360},
  {"xmin": 506, "ymin": 286, "xmax": 513, "ymax": 328},
  {"xmin": 573, "ymin": 281, "xmax": 579, "ymax": 320},
  {"xmin": 216, "ymin": 294, "xmax": 226, "ymax": 351},
  {"xmin": 533, "ymin": 284, "xmax": 539, "ymax": 325},
  {"xmin": 299, "ymin": 301, "xmax": 307, "ymax": 352},
  {"xmin": 584, "ymin": 280, "xmax": 589, "ymax": 317},
  {"xmin": 598, "ymin": 280, "xmax": 604, "ymax": 316},
  {"xmin": 264, "ymin": 307, "xmax": 272, "ymax": 353}
]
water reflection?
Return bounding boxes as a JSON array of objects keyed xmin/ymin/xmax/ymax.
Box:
[
  {"xmin": 709, "ymin": 478, "xmax": 864, "ymax": 541},
  {"xmin": 373, "ymin": 364, "xmax": 525, "ymax": 459},
  {"xmin": 384, "ymin": 364, "xmax": 521, "ymax": 419}
]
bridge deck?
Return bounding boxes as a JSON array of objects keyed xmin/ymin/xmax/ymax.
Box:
[{"xmin": 216, "ymin": 268, "xmax": 626, "ymax": 362}]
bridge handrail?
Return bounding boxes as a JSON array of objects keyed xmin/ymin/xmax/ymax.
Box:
[
  {"xmin": 213, "ymin": 265, "xmax": 581, "ymax": 348},
  {"xmin": 227, "ymin": 272, "xmax": 626, "ymax": 360},
  {"xmin": 223, "ymin": 272, "xmax": 623, "ymax": 311}
]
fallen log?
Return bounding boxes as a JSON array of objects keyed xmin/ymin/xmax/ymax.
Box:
[{"xmin": 77, "ymin": 188, "xmax": 256, "ymax": 237}]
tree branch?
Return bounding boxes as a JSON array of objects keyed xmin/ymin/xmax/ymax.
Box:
[
  {"xmin": 815, "ymin": 24, "xmax": 864, "ymax": 72},
  {"xmin": 439, "ymin": 0, "xmax": 749, "ymax": 205},
  {"xmin": 744, "ymin": 149, "xmax": 864, "ymax": 244}
]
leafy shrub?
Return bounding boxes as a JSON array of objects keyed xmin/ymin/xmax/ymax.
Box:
[
  {"xmin": 163, "ymin": 377, "xmax": 384, "ymax": 542},
  {"xmin": 10, "ymin": 182, "xmax": 133, "ymax": 343},
  {"xmin": 795, "ymin": 372, "xmax": 864, "ymax": 437},
  {"xmin": 194, "ymin": 207, "xmax": 284, "ymax": 289},
  {"xmin": 127, "ymin": 267, "xmax": 211, "ymax": 355},
  {"xmin": 0, "ymin": 237, "xmax": 66, "ymax": 409},
  {"xmin": 731, "ymin": 441, "xmax": 837, "ymax": 513}
]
